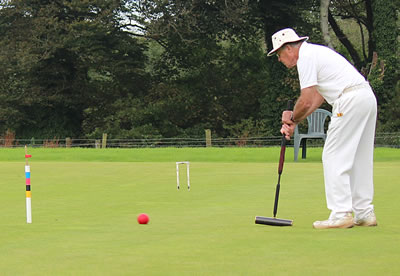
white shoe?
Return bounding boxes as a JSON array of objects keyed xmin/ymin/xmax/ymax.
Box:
[
  {"xmin": 313, "ymin": 213, "xmax": 354, "ymax": 229},
  {"xmin": 354, "ymin": 212, "xmax": 377, "ymax": 226}
]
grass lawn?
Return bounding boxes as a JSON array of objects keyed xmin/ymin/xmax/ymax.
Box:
[{"xmin": 0, "ymin": 147, "xmax": 399, "ymax": 275}]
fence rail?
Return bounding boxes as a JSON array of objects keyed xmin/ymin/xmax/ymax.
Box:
[{"xmin": 0, "ymin": 132, "xmax": 399, "ymax": 148}]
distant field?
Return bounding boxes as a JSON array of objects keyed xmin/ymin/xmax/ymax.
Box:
[
  {"xmin": 0, "ymin": 146, "xmax": 398, "ymax": 162},
  {"xmin": 0, "ymin": 147, "xmax": 399, "ymax": 275}
]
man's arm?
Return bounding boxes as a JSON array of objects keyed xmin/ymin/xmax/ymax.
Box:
[{"xmin": 281, "ymin": 86, "xmax": 325, "ymax": 139}]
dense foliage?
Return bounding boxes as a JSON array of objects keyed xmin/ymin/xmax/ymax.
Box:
[
  {"xmin": 0, "ymin": 0, "xmax": 398, "ymax": 140},
  {"xmin": 370, "ymin": 0, "xmax": 400, "ymax": 131}
]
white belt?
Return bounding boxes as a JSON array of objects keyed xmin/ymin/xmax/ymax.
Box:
[
  {"xmin": 335, "ymin": 82, "xmax": 370, "ymax": 117},
  {"xmin": 342, "ymin": 82, "xmax": 370, "ymax": 94}
]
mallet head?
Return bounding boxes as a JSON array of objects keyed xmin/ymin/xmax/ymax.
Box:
[{"xmin": 255, "ymin": 216, "xmax": 293, "ymax": 226}]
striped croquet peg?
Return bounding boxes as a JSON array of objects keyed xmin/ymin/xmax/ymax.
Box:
[{"xmin": 25, "ymin": 145, "xmax": 32, "ymax": 224}]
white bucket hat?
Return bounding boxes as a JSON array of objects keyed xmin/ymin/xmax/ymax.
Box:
[{"xmin": 267, "ymin": 28, "xmax": 308, "ymax": 56}]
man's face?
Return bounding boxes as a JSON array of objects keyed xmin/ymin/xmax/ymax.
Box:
[{"xmin": 277, "ymin": 45, "xmax": 297, "ymax": 69}]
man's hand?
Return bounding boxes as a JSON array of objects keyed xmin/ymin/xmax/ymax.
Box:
[
  {"xmin": 281, "ymin": 110, "xmax": 293, "ymax": 125},
  {"xmin": 281, "ymin": 111, "xmax": 296, "ymax": 140},
  {"xmin": 279, "ymin": 86, "xmax": 325, "ymax": 140}
]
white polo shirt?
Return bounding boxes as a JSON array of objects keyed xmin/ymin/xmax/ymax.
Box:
[{"xmin": 297, "ymin": 42, "xmax": 367, "ymax": 105}]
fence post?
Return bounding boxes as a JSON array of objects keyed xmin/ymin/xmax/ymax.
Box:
[
  {"xmin": 102, "ymin": 133, "xmax": 107, "ymax": 149},
  {"xmin": 65, "ymin": 137, "xmax": 72, "ymax": 148},
  {"xmin": 205, "ymin": 129, "xmax": 212, "ymax": 147},
  {"xmin": 95, "ymin": 140, "xmax": 101, "ymax": 149}
]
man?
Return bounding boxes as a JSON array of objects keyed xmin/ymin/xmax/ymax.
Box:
[{"xmin": 267, "ymin": 28, "xmax": 378, "ymax": 229}]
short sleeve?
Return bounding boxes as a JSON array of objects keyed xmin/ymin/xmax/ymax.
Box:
[{"xmin": 297, "ymin": 52, "xmax": 318, "ymax": 90}]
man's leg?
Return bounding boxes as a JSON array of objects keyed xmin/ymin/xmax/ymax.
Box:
[
  {"xmin": 322, "ymin": 96, "xmax": 358, "ymax": 217},
  {"xmin": 350, "ymin": 89, "xmax": 377, "ymax": 224},
  {"xmin": 316, "ymin": 91, "xmax": 374, "ymax": 228}
]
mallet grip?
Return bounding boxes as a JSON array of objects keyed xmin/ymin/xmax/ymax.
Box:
[
  {"xmin": 278, "ymin": 100, "xmax": 293, "ymax": 174},
  {"xmin": 278, "ymin": 136, "xmax": 286, "ymax": 174}
]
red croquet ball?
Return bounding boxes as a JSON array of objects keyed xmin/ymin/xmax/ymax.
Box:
[{"xmin": 137, "ymin": 213, "xmax": 149, "ymax": 224}]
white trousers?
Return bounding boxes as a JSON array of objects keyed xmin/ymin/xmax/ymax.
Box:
[{"xmin": 322, "ymin": 84, "xmax": 377, "ymax": 220}]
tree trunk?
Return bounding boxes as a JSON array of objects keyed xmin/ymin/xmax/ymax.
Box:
[
  {"xmin": 320, "ymin": 0, "xmax": 333, "ymax": 49},
  {"xmin": 328, "ymin": 10, "xmax": 363, "ymax": 69},
  {"xmin": 364, "ymin": 0, "xmax": 375, "ymax": 61}
]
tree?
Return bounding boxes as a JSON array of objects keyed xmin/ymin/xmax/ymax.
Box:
[
  {"xmin": 1, "ymin": 0, "xmax": 396, "ymax": 140},
  {"xmin": 124, "ymin": 0, "xmax": 321, "ymax": 137},
  {"xmin": 326, "ymin": 0, "xmax": 399, "ymax": 131},
  {"xmin": 320, "ymin": 0, "xmax": 333, "ymax": 48},
  {"xmin": 327, "ymin": 0, "xmax": 375, "ymax": 70},
  {"xmin": 0, "ymin": 0, "xmax": 150, "ymax": 138},
  {"xmin": 369, "ymin": 0, "xmax": 399, "ymax": 131}
]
